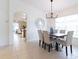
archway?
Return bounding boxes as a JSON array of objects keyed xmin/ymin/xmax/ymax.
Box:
[{"xmin": 13, "ymin": 11, "xmax": 27, "ymax": 44}]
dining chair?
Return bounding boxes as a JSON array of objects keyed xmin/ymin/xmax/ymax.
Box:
[
  {"xmin": 43, "ymin": 31, "xmax": 54, "ymax": 52},
  {"xmin": 38, "ymin": 30, "xmax": 44, "ymax": 47},
  {"xmin": 60, "ymin": 30, "xmax": 65, "ymax": 34},
  {"xmin": 59, "ymin": 30, "xmax": 66, "ymax": 39},
  {"xmin": 57, "ymin": 31, "xmax": 74, "ymax": 56},
  {"xmin": 51, "ymin": 29, "xmax": 58, "ymax": 39},
  {"xmin": 53, "ymin": 29, "xmax": 58, "ymax": 33},
  {"xmin": 50, "ymin": 27, "xmax": 53, "ymax": 34}
]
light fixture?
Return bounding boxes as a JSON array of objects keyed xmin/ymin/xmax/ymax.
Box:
[{"xmin": 46, "ymin": 0, "xmax": 58, "ymax": 19}]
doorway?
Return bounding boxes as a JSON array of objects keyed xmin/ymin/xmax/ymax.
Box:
[{"xmin": 13, "ymin": 20, "xmax": 27, "ymax": 45}]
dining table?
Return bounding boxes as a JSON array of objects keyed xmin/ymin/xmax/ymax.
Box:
[{"xmin": 50, "ymin": 33, "xmax": 67, "ymax": 51}]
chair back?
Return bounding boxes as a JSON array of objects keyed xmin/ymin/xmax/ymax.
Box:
[
  {"xmin": 53, "ymin": 29, "xmax": 58, "ymax": 33},
  {"xmin": 60, "ymin": 30, "xmax": 65, "ymax": 33},
  {"xmin": 43, "ymin": 31, "xmax": 50, "ymax": 44},
  {"xmin": 66, "ymin": 31, "xmax": 74, "ymax": 45},
  {"xmin": 50, "ymin": 27, "xmax": 53, "ymax": 34},
  {"xmin": 38, "ymin": 30, "xmax": 43, "ymax": 41}
]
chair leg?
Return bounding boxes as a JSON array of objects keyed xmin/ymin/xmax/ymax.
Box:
[
  {"xmin": 39, "ymin": 40, "xmax": 41, "ymax": 46},
  {"xmin": 50, "ymin": 43, "xmax": 52, "ymax": 48},
  {"xmin": 44, "ymin": 43, "xmax": 46, "ymax": 50},
  {"xmin": 62, "ymin": 45, "xmax": 63, "ymax": 48},
  {"xmin": 66, "ymin": 46, "xmax": 68, "ymax": 56},
  {"xmin": 70, "ymin": 45, "xmax": 72, "ymax": 54},
  {"xmin": 48, "ymin": 44, "xmax": 51, "ymax": 52},
  {"xmin": 42, "ymin": 41, "xmax": 44, "ymax": 48}
]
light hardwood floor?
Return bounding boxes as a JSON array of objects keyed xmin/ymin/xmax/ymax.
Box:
[{"xmin": 0, "ymin": 34, "xmax": 78, "ymax": 59}]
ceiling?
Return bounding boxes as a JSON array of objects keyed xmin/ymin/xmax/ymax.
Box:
[{"xmin": 22, "ymin": 0, "xmax": 78, "ymax": 13}]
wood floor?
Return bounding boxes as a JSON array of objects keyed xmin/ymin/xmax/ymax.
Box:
[{"xmin": 0, "ymin": 34, "xmax": 78, "ymax": 59}]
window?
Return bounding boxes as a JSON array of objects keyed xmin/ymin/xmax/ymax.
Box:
[{"xmin": 55, "ymin": 14, "xmax": 78, "ymax": 38}]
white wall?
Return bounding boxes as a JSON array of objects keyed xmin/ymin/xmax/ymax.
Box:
[
  {"xmin": 9, "ymin": 0, "xmax": 47, "ymax": 43},
  {"xmin": 0, "ymin": 0, "xmax": 9, "ymax": 47}
]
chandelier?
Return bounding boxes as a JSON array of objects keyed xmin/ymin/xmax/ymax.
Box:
[{"xmin": 46, "ymin": 0, "xmax": 58, "ymax": 19}]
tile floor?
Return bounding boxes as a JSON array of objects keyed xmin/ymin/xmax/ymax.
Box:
[{"xmin": 0, "ymin": 34, "xmax": 78, "ymax": 59}]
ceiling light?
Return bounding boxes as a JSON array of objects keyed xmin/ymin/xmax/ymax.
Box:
[{"xmin": 46, "ymin": 0, "xmax": 58, "ymax": 19}]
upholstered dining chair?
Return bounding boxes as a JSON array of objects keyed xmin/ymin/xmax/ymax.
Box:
[
  {"xmin": 51, "ymin": 29, "xmax": 58, "ymax": 39},
  {"xmin": 60, "ymin": 30, "xmax": 65, "ymax": 34},
  {"xmin": 38, "ymin": 30, "xmax": 44, "ymax": 47},
  {"xmin": 43, "ymin": 31, "xmax": 54, "ymax": 52},
  {"xmin": 59, "ymin": 30, "xmax": 66, "ymax": 39},
  {"xmin": 53, "ymin": 29, "xmax": 58, "ymax": 33},
  {"xmin": 50, "ymin": 27, "xmax": 53, "ymax": 34},
  {"xmin": 57, "ymin": 31, "xmax": 74, "ymax": 56}
]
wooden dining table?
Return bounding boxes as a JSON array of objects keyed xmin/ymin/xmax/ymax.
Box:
[{"xmin": 50, "ymin": 33, "xmax": 67, "ymax": 51}]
